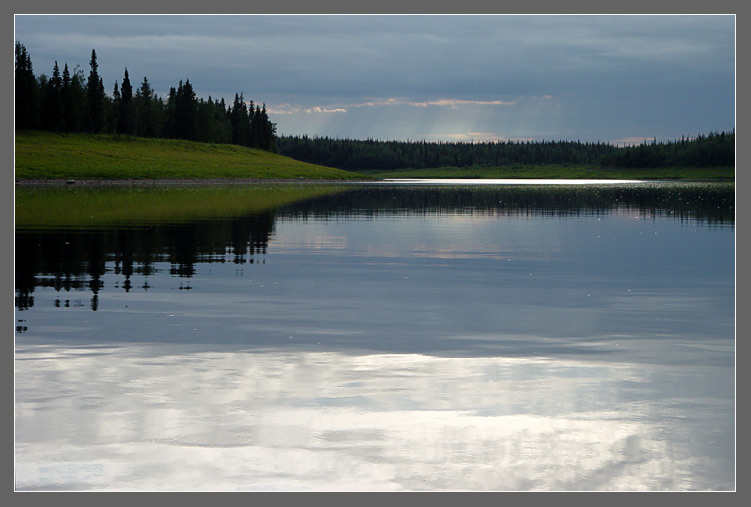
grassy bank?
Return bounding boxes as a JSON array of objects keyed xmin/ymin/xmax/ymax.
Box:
[
  {"xmin": 15, "ymin": 131, "xmax": 370, "ymax": 181},
  {"xmin": 365, "ymin": 164, "xmax": 735, "ymax": 180}
]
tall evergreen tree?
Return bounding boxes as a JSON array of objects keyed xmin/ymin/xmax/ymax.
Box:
[
  {"xmin": 214, "ymin": 98, "xmax": 233, "ymax": 144},
  {"xmin": 65, "ymin": 64, "xmax": 87, "ymax": 132},
  {"xmin": 41, "ymin": 61, "xmax": 64, "ymax": 131},
  {"xmin": 118, "ymin": 67, "xmax": 134, "ymax": 135},
  {"xmin": 164, "ymin": 86, "xmax": 178, "ymax": 138},
  {"xmin": 258, "ymin": 103, "xmax": 276, "ymax": 152},
  {"xmin": 135, "ymin": 76, "xmax": 158, "ymax": 137},
  {"xmin": 85, "ymin": 49, "xmax": 106, "ymax": 133},
  {"xmin": 61, "ymin": 63, "xmax": 72, "ymax": 131},
  {"xmin": 174, "ymin": 79, "xmax": 198, "ymax": 140},
  {"xmin": 230, "ymin": 93, "xmax": 251, "ymax": 146},
  {"xmin": 110, "ymin": 80, "xmax": 122, "ymax": 133},
  {"xmin": 249, "ymin": 100, "xmax": 258, "ymax": 148},
  {"xmin": 15, "ymin": 42, "xmax": 37, "ymax": 130}
]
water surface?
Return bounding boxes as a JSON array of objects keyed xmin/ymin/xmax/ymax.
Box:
[{"xmin": 14, "ymin": 181, "xmax": 735, "ymax": 491}]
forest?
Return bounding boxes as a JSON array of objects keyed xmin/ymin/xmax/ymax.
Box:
[
  {"xmin": 14, "ymin": 42, "xmax": 278, "ymax": 152},
  {"xmin": 276, "ymin": 131, "xmax": 735, "ymax": 172}
]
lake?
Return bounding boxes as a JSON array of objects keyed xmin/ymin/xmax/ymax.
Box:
[{"xmin": 14, "ymin": 180, "xmax": 735, "ymax": 491}]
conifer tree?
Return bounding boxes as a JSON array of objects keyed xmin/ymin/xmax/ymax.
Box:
[
  {"xmin": 65, "ymin": 64, "xmax": 87, "ymax": 132},
  {"xmin": 111, "ymin": 80, "xmax": 121, "ymax": 133},
  {"xmin": 164, "ymin": 86, "xmax": 178, "ymax": 138},
  {"xmin": 135, "ymin": 76, "xmax": 159, "ymax": 137},
  {"xmin": 41, "ymin": 61, "xmax": 64, "ymax": 131},
  {"xmin": 15, "ymin": 42, "xmax": 37, "ymax": 130},
  {"xmin": 119, "ymin": 68, "xmax": 134, "ymax": 135},
  {"xmin": 230, "ymin": 93, "xmax": 251, "ymax": 146},
  {"xmin": 249, "ymin": 100, "xmax": 258, "ymax": 148},
  {"xmin": 61, "ymin": 63, "xmax": 72, "ymax": 131},
  {"xmin": 85, "ymin": 49, "xmax": 105, "ymax": 133},
  {"xmin": 259, "ymin": 103, "xmax": 277, "ymax": 152},
  {"xmin": 174, "ymin": 79, "xmax": 198, "ymax": 140}
]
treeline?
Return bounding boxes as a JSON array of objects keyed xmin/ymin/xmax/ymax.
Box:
[
  {"xmin": 277, "ymin": 131, "xmax": 735, "ymax": 171},
  {"xmin": 277, "ymin": 136, "xmax": 618, "ymax": 171},
  {"xmin": 598, "ymin": 131, "xmax": 735, "ymax": 168},
  {"xmin": 15, "ymin": 42, "xmax": 277, "ymax": 151}
]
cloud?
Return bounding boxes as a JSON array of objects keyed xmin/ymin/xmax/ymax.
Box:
[
  {"xmin": 439, "ymin": 132, "xmax": 500, "ymax": 142},
  {"xmin": 271, "ymin": 97, "xmax": 516, "ymax": 115},
  {"xmin": 266, "ymin": 104, "xmax": 347, "ymax": 115},
  {"xmin": 436, "ymin": 132, "xmax": 542, "ymax": 143},
  {"xmin": 408, "ymin": 98, "xmax": 516, "ymax": 108},
  {"xmin": 353, "ymin": 97, "xmax": 515, "ymax": 109},
  {"xmin": 609, "ymin": 136, "xmax": 654, "ymax": 146}
]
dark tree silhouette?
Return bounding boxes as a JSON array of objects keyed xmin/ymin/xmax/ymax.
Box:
[
  {"xmin": 41, "ymin": 61, "xmax": 64, "ymax": 131},
  {"xmin": 15, "ymin": 42, "xmax": 37, "ymax": 130},
  {"xmin": 85, "ymin": 49, "xmax": 106, "ymax": 133},
  {"xmin": 118, "ymin": 68, "xmax": 135, "ymax": 135},
  {"xmin": 230, "ymin": 93, "xmax": 251, "ymax": 146},
  {"xmin": 173, "ymin": 79, "xmax": 199, "ymax": 140}
]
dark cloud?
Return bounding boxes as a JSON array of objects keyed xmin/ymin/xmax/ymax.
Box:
[{"xmin": 14, "ymin": 14, "xmax": 734, "ymax": 142}]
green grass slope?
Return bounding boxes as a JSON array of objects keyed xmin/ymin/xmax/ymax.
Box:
[{"xmin": 15, "ymin": 131, "xmax": 369, "ymax": 181}]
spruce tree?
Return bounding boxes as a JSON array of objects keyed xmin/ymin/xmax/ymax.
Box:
[
  {"xmin": 61, "ymin": 63, "xmax": 72, "ymax": 131},
  {"xmin": 85, "ymin": 49, "xmax": 105, "ymax": 133},
  {"xmin": 67, "ymin": 65, "xmax": 87, "ymax": 132},
  {"xmin": 249, "ymin": 100, "xmax": 258, "ymax": 148},
  {"xmin": 41, "ymin": 61, "xmax": 64, "ymax": 131},
  {"xmin": 111, "ymin": 80, "xmax": 121, "ymax": 134},
  {"xmin": 135, "ymin": 76, "xmax": 162, "ymax": 137},
  {"xmin": 15, "ymin": 42, "xmax": 37, "ymax": 130},
  {"xmin": 230, "ymin": 93, "xmax": 251, "ymax": 146},
  {"xmin": 164, "ymin": 86, "xmax": 177, "ymax": 138},
  {"xmin": 259, "ymin": 103, "xmax": 277, "ymax": 152},
  {"xmin": 119, "ymin": 68, "xmax": 134, "ymax": 135},
  {"xmin": 174, "ymin": 79, "xmax": 198, "ymax": 140}
]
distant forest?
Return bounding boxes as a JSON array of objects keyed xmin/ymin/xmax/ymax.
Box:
[
  {"xmin": 16, "ymin": 41, "xmax": 734, "ymax": 171},
  {"xmin": 14, "ymin": 42, "xmax": 278, "ymax": 151},
  {"xmin": 277, "ymin": 131, "xmax": 735, "ymax": 172}
]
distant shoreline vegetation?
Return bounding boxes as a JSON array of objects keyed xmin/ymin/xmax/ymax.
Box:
[{"xmin": 276, "ymin": 131, "xmax": 735, "ymax": 174}]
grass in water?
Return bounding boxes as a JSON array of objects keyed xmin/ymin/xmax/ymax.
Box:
[{"xmin": 15, "ymin": 184, "xmax": 347, "ymax": 229}]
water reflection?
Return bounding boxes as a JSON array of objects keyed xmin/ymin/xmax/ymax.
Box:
[
  {"xmin": 15, "ymin": 182, "xmax": 735, "ymax": 316},
  {"xmin": 14, "ymin": 344, "xmax": 734, "ymax": 491},
  {"xmin": 289, "ymin": 182, "xmax": 734, "ymax": 222},
  {"xmin": 14, "ymin": 181, "xmax": 735, "ymax": 491}
]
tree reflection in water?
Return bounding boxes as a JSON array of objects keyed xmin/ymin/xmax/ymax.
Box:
[{"xmin": 15, "ymin": 182, "xmax": 734, "ymax": 315}]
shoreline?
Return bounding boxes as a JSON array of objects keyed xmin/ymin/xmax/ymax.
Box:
[
  {"xmin": 15, "ymin": 176, "xmax": 734, "ymax": 187},
  {"xmin": 14, "ymin": 178, "xmax": 379, "ymax": 187}
]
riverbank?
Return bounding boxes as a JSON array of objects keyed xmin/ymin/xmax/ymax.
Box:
[
  {"xmin": 364, "ymin": 165, "xmax": 735, "ymax": 180},
  {"xmin": 15, "ymin": 131, "xmax": 371, "ymax": 181},
  {"xmin": 14, "ymin": 178, "xmax": 375, "ymax": 187}
]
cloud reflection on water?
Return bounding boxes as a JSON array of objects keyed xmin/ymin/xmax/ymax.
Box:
[{"xmin": 15, "ymin": 344, "xmax": 733, "ymax": 491}]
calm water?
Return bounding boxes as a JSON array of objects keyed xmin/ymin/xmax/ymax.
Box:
[{"xmin": 14, "ymin": 181, "xmax": 735, "ymax": 491}]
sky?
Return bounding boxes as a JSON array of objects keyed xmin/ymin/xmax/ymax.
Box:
[{"xmin": 14, "ymin": 14, "xmax": 735, "ymax": 145}]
